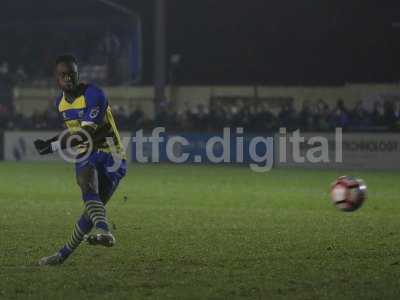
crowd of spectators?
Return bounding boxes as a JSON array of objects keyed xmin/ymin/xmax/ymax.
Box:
[
  {"xmin": 151, "ymin": 99, "xmax": 400, "ymax": 132},
  {"xmin": 1, "ymin": 98, "xmax": 400, "ymax": 132}
]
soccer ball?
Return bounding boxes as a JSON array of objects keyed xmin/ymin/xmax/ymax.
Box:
[{"xmin": 330, "ymin": 176, "xmax": 367, "ymax": 212}]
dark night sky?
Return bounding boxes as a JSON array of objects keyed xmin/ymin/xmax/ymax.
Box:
[
  {"xmin": 164, "ymin": 0, "xmax": 400, "ymax": 85},
  {"xmin": 2, "ymin": 0, "xmax": 400, "ymax": 85},
  {"xmin": 134, "ymin": 0, "xmax": 400, "ymax": 85}
]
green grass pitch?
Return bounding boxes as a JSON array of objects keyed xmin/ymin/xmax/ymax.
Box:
[{"xmin": 0, "ymin": 162, "xmax": 400, "ymax": 299}]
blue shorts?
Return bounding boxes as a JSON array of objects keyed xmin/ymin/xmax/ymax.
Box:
[{"xmin": 75, "ymin": 151, "xmax": 127, "ymax": 202}]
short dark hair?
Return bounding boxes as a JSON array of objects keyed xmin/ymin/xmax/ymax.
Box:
[{"xmin": 55, "ymin": 54, "xmax": 78, "ymax": 66}]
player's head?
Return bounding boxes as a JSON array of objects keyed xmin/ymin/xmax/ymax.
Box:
[{"xmin": 55, "ymin": 54, "xmax": 79, "ymax": 93}]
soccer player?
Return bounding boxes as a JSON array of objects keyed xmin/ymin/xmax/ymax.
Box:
[{"xmin": 34, "ymin": 55, "xmax": 127, "ymax": 265}]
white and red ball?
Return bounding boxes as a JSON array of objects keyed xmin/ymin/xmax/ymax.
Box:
[{"xmin": 330, "ymin": 176, "xmax": 367, "ymax": 212}]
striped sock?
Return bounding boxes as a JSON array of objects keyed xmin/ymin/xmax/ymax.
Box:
[
  {"xmin": 83, "ymin": 193, "xmax": 109, "ymax": 232},
  {"xmin": 59, "ymin": 213, "xmax": 92, "ymax": 258}
]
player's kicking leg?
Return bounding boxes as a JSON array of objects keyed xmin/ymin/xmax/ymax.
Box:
[
  {"xmin": 39, "ymin": 164, "xmax": 115, "ymax": 266},
  {"xmin": 38, "ymin": 212, "xmax": 93, "ymax": 266}
]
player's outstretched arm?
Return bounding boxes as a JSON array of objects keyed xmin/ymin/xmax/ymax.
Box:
[
  {"xmin": 33, "ymin": 124, "xmax": 111, "ymax": 155},
  {"xmin": 33, "ymin": 135, "xmax": 59, "ymax": 155}
]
